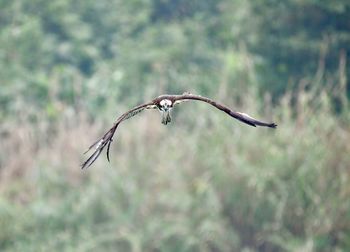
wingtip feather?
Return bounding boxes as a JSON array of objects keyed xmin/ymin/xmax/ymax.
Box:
[
  {"xmin": 106, "ymin": 139, "xmax": 113, "ymax": 162},
  {"xmin": 269, "ymin": 123, "xmax": 277, "ymax": 128},
  {"xmin": 81, "ymin": 149, "xmax": 102, "ymax": 169},
  {"xmin": 84, "ymin": 139, "xmax": 103, "ymax": 154}
]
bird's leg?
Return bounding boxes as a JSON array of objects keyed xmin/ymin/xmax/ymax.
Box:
[
  {"xmin": 161, "ymin": 110, "xmax": 171, "ymax": 125},
  {"xmin": 161, "ymin": 111, "xmax": 167, "ymax": 124},
  {"xmin": 166, "ymin": 111, "xmax": 171, "ymax": 124}
]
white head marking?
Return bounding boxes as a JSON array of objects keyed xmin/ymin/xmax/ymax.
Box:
[
  {"xmin": 159, "ymin": 99, "xmax": 172, "ymax": 111},
  {"xmin": 160, "ymin": 99, "xmax": 172, "ymax": 106}
]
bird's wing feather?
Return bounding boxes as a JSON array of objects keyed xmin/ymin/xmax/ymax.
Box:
[
  {"xmin": 173, "ymin": 94, "xmax": 277, "ymax": 128},
  {"xmin": 81, "ymin": 102, "xmax": 156, "ymax": 169}
]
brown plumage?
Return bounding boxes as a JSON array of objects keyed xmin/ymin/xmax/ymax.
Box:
[{"xmin": 82, "ymin": 93, "xmax": 277, "ymax": 169}]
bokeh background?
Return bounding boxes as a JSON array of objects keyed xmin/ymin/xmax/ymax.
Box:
[{"xmin": 1, "ymin": 0, "xmax": 350, "ymax": 251}]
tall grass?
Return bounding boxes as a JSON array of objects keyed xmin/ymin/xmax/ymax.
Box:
[{"xmin": 0, "ymin": 82, "xmax": 349, "ymax": 251}]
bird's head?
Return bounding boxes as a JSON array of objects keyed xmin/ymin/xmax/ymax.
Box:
[{"xmin": 159, "ymin": 99, "xmax": 172, "ymax": 111}]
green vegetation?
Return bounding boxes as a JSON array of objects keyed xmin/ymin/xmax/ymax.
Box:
[{"xmin": 0, "ymin": 0, "xmax": 349, "ymax": 251}]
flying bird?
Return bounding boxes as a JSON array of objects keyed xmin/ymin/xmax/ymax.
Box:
[{"xmin": 82, "ymin": 93, "xmax": 277, "ymax": 169}]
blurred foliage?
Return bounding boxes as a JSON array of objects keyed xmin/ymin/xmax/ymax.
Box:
[
  {"xmin": 247, "ymin": 0, "xmax": 350, "ymax": 97},
  {"xmin": 0, "ymin": 85, "xmax": 349, "ymax": 251},
  {"xmin": 0, "ymin": 0, "xmax": 350, "ymax": 251},
  {"xmin": 2, "ymin": 0, "xmax": 349, "ymax": 117}
]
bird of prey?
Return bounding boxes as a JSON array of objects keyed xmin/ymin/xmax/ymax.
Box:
[{"xmin": 82, "ymin": 93, "xmax": 277, "ymax": 169}]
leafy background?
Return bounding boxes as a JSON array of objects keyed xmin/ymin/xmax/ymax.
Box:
[{"xmin": 0, "ymin": 0, "xmax": 349, "ymax": 251}]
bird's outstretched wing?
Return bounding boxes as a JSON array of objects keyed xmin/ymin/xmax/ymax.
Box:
[
  {"xmin": 81, "ymin": 102, "xmax": 157, "ymax": 169},
  {"xmin": 173, "ymin": 94, "xmax": 277, "ymax": 128}
]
